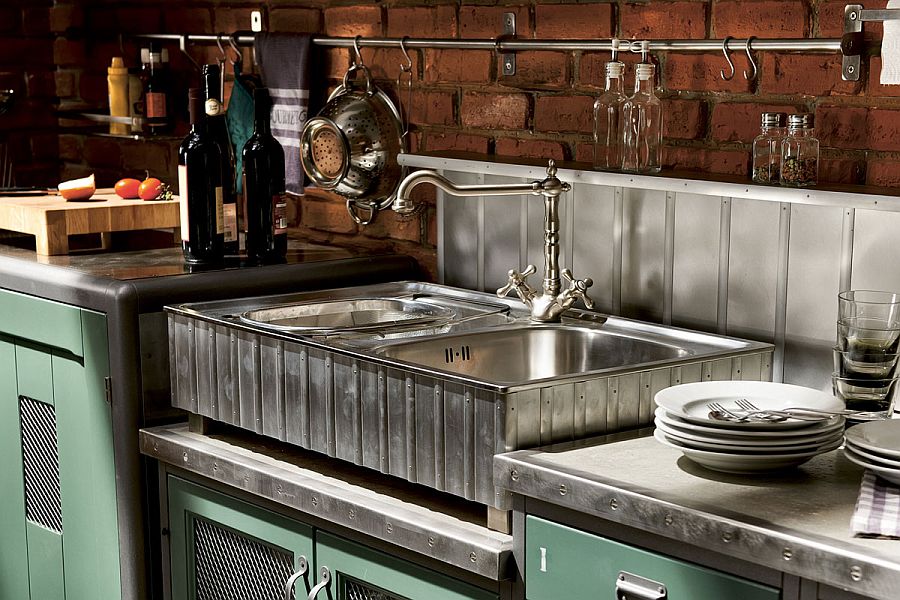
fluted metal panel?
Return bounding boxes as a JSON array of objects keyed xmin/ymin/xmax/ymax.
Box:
[
  {"xmin": 237, "ymin": 330, "xmax": 261, "ymax": 433},
  {"xmin": 260, "ymin": 337, "xmax": 285, "ymax": 440},
  {"xmin": 616, "ymin": 373, "xmax": 641, "ymax": 429},
  {"xmin": 483, "ymin": 174, "xmax": 525, "ymax": 291},
  {"xmin": 673, "ymin": 193, "xmax": 722, "ymax": 332},
  {"xmin": 195, "ymin": 319, "xmax": 214, "ymax": 419},
  {"xmin": 621, "ymin": 188, "xmax": 667, "ymax": 322},
  {"xmin": 20, "ymin": 396, "xmax": 62, "ymax": 533},
  {"xmin": 333, "ymin": 354, "xmax": 360, "ymax": 463},
  {"xmin": 572, "ymin": 184, "xmax": 617, "ymax": 314},
  {"xmin": 284, "ymin": 342, "xmax": 307, "ymax": 446},
  {"xmin": 474, "ymin": 388, "xmax": 496, "ymax": 506},
  {"xmin": 359, "ymin": 362, "xmax": 383, "ymax": 470},
  {"xmin": 386, "ymin": 367, "xmax": 407, "ymax": 479},
  {"xmin": 442, "ymin": 171, "xmax": 481, "ymax": 290},
  {"xmin": 514, "ymin": 389, "xmax": 541, "ymax": 448},
  {"xmin": 443, "ymin": 382, "xmax": 466, "ymax": 497},
  {"xmin": 852, "ymin": 209, "xmax": 900, "ymax": 291},
  {"xmin": 307, "ymin": 348, "xmax": 329, "ymax": 455},
  {"xmin": 215, "ymin": 325, "xmax": 237, "ymax": 423},
  {"xmin": 581, "ymin": 378, "xmax": 608, "ymax": 437},
  {"xmin": 414, "ymin": 376, "xmax": 436, "ymax": 488}
]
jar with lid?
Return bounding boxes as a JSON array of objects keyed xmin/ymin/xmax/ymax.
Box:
[
  {"xmin": 751, "ymin": 112, "xmax": 786, "ymax": 184},
  {"xmin": 592, "ymin": 39, "xmax": 626, "ymax": 171},
  {"xmin": 621, "ymin": 60, "xmax": 662, "ymax": 174},
  {"xmin": 780, "ymin": 113, "xmax": 819, "ymax": 187}
]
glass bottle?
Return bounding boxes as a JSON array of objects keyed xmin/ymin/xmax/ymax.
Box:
[
  {"xmin": 142, "ymin": 43, "xmax": 173, "ymax": 135},
  {"xmin": 780, "ymin": 113, "xmax": 819, "ymax": 187},
  {"xmin": 621, "ymin": 62, "xmax": 663, "ymax": 174},
  {"xmin": 201, "ymin": 64, "xmax": 239, "ymax": 253},
  {"xmin": 751, "ymin": 112, "xmax": 786, "ymax": 184},
  {"xmin": 242, "ymin": 88, "xmax": 288, "ymax": 264},
  {"xmin": 178, "ymin": 88, "xmax": 224, "ymax": 265},
  {"xmin": 593, "ymin": 41, "xmax": 626, "ymax": 171}
]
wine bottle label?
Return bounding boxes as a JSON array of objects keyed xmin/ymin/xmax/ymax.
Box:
[
  {"xmin": 223, "ymin": 202, "xmax": 237, "ymax": 243},
  {"xmin": 146, "ymin": 92, "xmax": 167, "ymax": 118},
  {"xmin": 215, "ymin": 186, "xmax": 224, "ymax": 234},
  {"xmin": 205, "ymin": 98, "xmax": 221, "ymax": 116},
  {"xmin": 273, "ymin": 193, "xmax": 288, "ymax": 235},
  {"xmin": 178, "ymin": 165, "xmax": 189, "ymax": 242}
]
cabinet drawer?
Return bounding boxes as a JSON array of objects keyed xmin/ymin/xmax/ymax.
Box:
[
  {"xmin": 0, "ymin": 289, "xmax": 83, "ymax": 356},
  {"xmin": 525, "ymin": 516, "xmax": 778, "ymax": 600}
]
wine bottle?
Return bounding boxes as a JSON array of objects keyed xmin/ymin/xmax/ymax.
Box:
[
  {"xmin": 177, "ymin": 88, "xmax": 224, "ymax": 265},
  {"xmin": 201, "ymin": 64, "xmax": 239, "ymax": 254},
  {"xmin": 242, "ymin": 87, "xmax": 288, "ymax": 263}
]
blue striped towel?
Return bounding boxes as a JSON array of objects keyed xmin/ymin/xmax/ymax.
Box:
[{"xmin": 852, "ymin": 471, "xmax": 900, "ymax": 538}]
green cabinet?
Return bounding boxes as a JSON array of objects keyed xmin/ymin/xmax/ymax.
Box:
[
  {"xmin": 0, "ymin": 290, "xmax": 120, "ymax": 600},
  {"xmin": 167, "ymin": 476, "xmax": 496, "ymax": 600},
  {"xmin": 525, "ymin": 516, "xmax": 778, "ymax": 600}
]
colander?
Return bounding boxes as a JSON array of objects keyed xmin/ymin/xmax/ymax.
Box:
[{"xmin": 300, "ymin": 64, "xmax": 404, "ymax": 225}]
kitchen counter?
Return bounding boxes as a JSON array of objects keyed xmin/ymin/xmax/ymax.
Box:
[{"xmin": 495, "ymin": 431, "xmax": 900, "ymax": 599}]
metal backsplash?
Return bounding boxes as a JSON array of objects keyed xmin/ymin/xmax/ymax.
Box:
[{"xmin": 400, "ymin": 155, "xmax": 900, "ymax": 391}]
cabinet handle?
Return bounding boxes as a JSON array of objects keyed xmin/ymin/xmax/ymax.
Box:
[
  {"xmin": 307, "ymin": 566, "xmax": 332, "ymax": 600},
  {"xmin": 284, "ymin": 556, "xmax": 311, "ymax": 600},
  {"xmin": 615, "ymin": 571, "xmax": 667, "ymax": 600}
]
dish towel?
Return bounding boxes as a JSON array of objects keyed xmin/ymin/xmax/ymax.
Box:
[
  {"xmin": 254, "ymin": 33, "xmax": 311, "ymax": 195},
  {"xmin": 851, "ymin": 471, "xmax": 900, "ymax": 538},
  {"xmin": 881, "ymin": 0, "xmax": 900, "ymax": 84}
]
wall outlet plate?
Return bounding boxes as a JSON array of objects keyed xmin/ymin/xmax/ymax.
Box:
[{"xmin": 251, "ymin": 10, "xmax": 263, "ymax": 33}]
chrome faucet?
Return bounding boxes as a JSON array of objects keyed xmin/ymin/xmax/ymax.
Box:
[{"xmin": 392, "ymin": 159, "xmax": 594, "ymax": 322}]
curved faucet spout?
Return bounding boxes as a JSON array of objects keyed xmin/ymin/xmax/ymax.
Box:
[{"xmin": 392, "ymin": 171, "xmax": 541, "ymax": 214}]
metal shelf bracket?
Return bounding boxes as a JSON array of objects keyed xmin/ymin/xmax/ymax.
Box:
[{"xmin": 842, "ymin": 3, "xmax": 900, "ymax": 81}]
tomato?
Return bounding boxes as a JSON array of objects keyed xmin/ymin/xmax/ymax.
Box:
[
  {"xmin": 114, "ymin": 178, "xmax": 141, "ymax": 199},
  {"xmin": 138, "ymin": 177, "xmax": 163, "ymax": 200}
]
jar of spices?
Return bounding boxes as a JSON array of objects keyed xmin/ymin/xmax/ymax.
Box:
[
  {"xmin": 780, "ymin": 113, "xmax": 819, "ymax": 187},
  {"xmin": 751, "ymin": 112, "xmax": 786, "ymax": 184}
]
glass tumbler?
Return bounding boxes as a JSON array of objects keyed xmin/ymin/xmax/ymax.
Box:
[{"xmin": 838, "ymin": 290, "xmax": 900, "ymax": 325}]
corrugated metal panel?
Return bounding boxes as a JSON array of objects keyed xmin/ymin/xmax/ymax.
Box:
[
  {"xmin": 621, "ymin": 188, "xmax": 666, "ymax": 322},
  {"xmin": 672, "ymin": 193, "xmax": 721, "ymax": 333}
]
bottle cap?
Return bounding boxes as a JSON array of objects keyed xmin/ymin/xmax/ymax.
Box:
[
  {"xmin": 606, "ymin": 61, "xmax": 624, "ymax": 78},
  {"xmin": 108, "ymin": 56, "xmax": 127, "ymax": 74},
  {"xmin": 788, "ymin": 113, "xmax": 814, "ymax": 129},
  {"xmin": 761, "ymin": 112, "xmax": 787, "ymax": 128},
  {"xmin": 140, "ymin": 48, "xmax": 150, "ymax": 64},
  {"xmin": 636, "ymin": 63, "xmax": 655, "ymax": 80}
]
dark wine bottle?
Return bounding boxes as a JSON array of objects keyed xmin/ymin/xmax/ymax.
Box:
[
  {"xmin": 201, "ymin": 64, "xmax": 239, "ymax": 254},
  {"xmin": 242, "ymin": 87, "xmax": 288, "ymax": 263},
  {"xmin": 177, "ymin": 88, "xmax": 224, "ymax": 265}
]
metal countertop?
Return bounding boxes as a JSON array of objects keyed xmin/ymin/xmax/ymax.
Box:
[{"xmin": 495, "ymin": 432, "xmax": 900, "ymax": 599}]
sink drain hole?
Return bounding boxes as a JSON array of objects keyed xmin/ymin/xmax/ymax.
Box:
[{"xmin": 444, "ymin": 345, "xmax": 471, "ymax": 363}]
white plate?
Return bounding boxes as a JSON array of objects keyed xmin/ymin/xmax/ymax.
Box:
[
  {"xmin": 655, "ymin": 418, "xmax": 844, "ymax": 452},
  {"xmin": 844, "ymin": 440, "xmax": 900, "ymax": 469},
  {"xmin": 655, "ymin": 381, "xmax": 844, "ymax": 429},
  {"xmin": 654, "ymin": 407, "xmax": 845, "ymax": 439},
  {"xmin": 654, "ymin": 429, "xmax": 843, "ymax": 474},
  {"xmin": 844, "ymin": 420, "xmax": 900, "ymax": 459},
  {"xmin": 842, "ymin": 446, "xmax": 900, "ymax": 486}
]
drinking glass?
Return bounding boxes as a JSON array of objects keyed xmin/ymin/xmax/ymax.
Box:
[
  {"xmin": 838, "ymin": 290, "xmax": 900, "ymax": 325},
  {"xmin": 832, "ymin": 373, "xmax": 900, "ymax": 420},
  {"xmin": 836, "ymin": 318, "xmax": 900, "ymax": 354},
  {"xmin": 833, "ymin": 346, "xmax": 900, "ymax": 379}
]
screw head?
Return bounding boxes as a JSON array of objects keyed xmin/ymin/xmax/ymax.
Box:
[
  {"xmin": 469, "ymin": 552, "xmax": 477, "ymax": 563},
  {"xmin": 510, "ymin": 469, "xmax": 519, "ymax": 481},
  {"xmin": 609, "ymin": 498, "xmax": 618, "ymax": 510},
  {"xmin": 783, "ymin": 548, "xmax": 793, "ymax": 561},
  {"xmin": 386, "ymin": 523, "xmax": 393, "ymax": 534},
  {"xmin": 848, "ymin": 65, "xmax": 856, "ymax": 74},
  {"xmin": 559, "ymin": 483, "xmax": 567, "ymax": 496},
  {"xmin": 850, "ymin": 565, "xmax": 862, "ymax": 582},
  {"xmin": 428, "ymin": 536, "xmax": 436, "ymax": 547},
  {"xmin": 664, "ymin": 514, "xmax": 674, "ymax": 526},
  {"xmin": 850, "ymin": 11, "xmax": 859, "ymax": 20}
]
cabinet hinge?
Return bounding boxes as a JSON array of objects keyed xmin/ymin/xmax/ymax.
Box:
[{"xmin": 104, "ymin": 377, "xmax": 112, "ymax": 404}]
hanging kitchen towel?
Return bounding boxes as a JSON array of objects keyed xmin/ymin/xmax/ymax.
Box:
[
  {"xmin": 851, "ymin": 471, "xmax": 900, "ymax": 538},
  {"xmin": 255, "ymin": 33, "xmax": 311, "ymax": 195},
  {"xmin": 227, "ymin": 60, "xmax": 257, "ymax": 196},
  {"xmin": 881, "ymin": 0, "xmax": 900, "ymax": 84}
]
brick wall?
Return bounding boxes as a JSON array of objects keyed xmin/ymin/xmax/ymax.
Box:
[{"xmin": 34, "ymin": 1, "xmax": 900, "ymax": 276}]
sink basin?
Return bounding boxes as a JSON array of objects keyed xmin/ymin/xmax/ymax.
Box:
[{"xmin": 375, "ymin": 325, "xmax": 691, "ymax": 386}]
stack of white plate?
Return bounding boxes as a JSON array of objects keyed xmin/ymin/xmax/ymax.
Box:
[
  {"xmin": 654, "ymin": 381, "xmax": 846, "ymax": 474},
  {"xmin": 843, "ymin": 420, "xmax": 900, "ymax": 485}
]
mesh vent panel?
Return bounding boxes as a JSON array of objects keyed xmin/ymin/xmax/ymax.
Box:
[
  {"xmin": 19, "ymin": 396, "xmax": 62, "ymax": 533},
  {"xmin": 193, "ymin": 516, "xmax": 295, "ymax": 600},
  {"xmin": 345, "ymin": 578, "xmax": 406, "ymax": 600}
]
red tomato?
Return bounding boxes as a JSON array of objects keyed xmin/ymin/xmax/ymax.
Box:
[
  {"xmin": 114, "ymin": 178, "xmax": 141, "ymax": 199},
  {"xmin": 138, "ymin": 177, "xmax": 163, "ymax": 200}
]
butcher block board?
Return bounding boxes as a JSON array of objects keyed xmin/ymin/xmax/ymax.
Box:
[{"xmin": 0, "ymin": 191, "xmax": 180, "ymax": 255}]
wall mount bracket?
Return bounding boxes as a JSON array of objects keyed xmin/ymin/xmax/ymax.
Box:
[{"xmin": 842, "ymin": 4, "xmax": 900, "ymax": 81}]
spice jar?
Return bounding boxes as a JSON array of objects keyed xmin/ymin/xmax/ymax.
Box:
[
  {"xmin": 751, "ymin": 112, "xmax": 786, "ymax": 184},
  {"xmin": 780, "ymin": 113, "xmax": 819, "ymax": 187}
]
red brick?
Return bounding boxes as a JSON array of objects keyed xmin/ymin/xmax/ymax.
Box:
[
  {"xmin": 270, "ymin": 8, "xmax": 321, "ymax": 33},
  {"xmin": 323, "ymin": 48, "xmax": 351, "ymax": 80},
  {"xmin": 819, "ymin": 0, "xmax": 885, "ymax": 37},
  {"xmin": 120, "ymin": 140, "xmax": 175, "ymax": 178},
  {"xmin": 409, "ymin": 90, "xmax": 455, "ymax": 127},
  {"xmin": 665, "ymin": 54, "xmax": 753, "ymax": 93},
  {"xmin": 505, "ymin": 52, "xmax": 569, "ymax": 88},
  {"xmin": 819, "ymin": 158, "xmax": 865, "ymax": 185},
  {"xmin": 0, "ymin": 8, "xmax": 19, "ymax": 33},
  {"xmin": 49, "ymin": 4, "xmax": 83, "ymax": 32},
  {"xmin": 534, "ymin": 96, "xmax": 593, "ymax": 133},
  {"xmin": 0, "ymin": 40, "xmax": 51, "ymax": 66},
  {"xmin": 22, "ymin": 8, "xmax": 50, "ymax": 36},
  {"xmin": 621, "ymin": 2, "xmax": 707, "ymax": 39},
  {"xmin": 426, "ymin": 207, "xmax": 437, "ymax": 247},
  {"xmin": 55, "ymin": 71, "xmax": 75, "ymax": 97},
  {"xmin": 361, "ymin": 209, "xmax": 422, "ymax": 243},
  {"xmin": 868, "ymin": 109, "xmax": 900, "ymax": 152},
  {"xmin": 53, "ymin": 39, "xmax": 85, "ymax": 67},
  {"xmin": 662, "ymin": 147, "xmax": 750, "ymax": 176},
  {"xmin": 867, "ymin": 58, "xmax": 900, "ymax": 98},
  {"xmin": 424, "ymin": 49, "xmax": 492, "ymax": 83},
  {"xmin": 423, "ymin": 132, "xmax": 490, "ymax": 154},
  {"xmin": 27, "ymin": 132, "xmax": 56, "ymax": 161},
  {"xmin": 324, "ymin": 6, "xmax": 382, "ymax": 37},
  {"xmin": 495, "ymin": 138, "xmax": 566, "ymax": 161},
  {"xmin": 83, "ymin": 137, "xmax": 122, "ymax": 170},
  {"xmin": 461, "ymin": 92, "xmax": 529, "ymax": 130},
  {"xmin": 663, "ymin": 99, "xmax": 706, "ymax": 140},
  {"xmin": 387, "ymin": 6, "xmax": 457, "ymax": 38},
  {"xmin": 575, "ymin": 142, "xmax": 594, "ymax": 163},
  {"xmin": 460, "ymin": 6, "xmax": 530, "ymax": 38},
  {"xmin": 713, "ymin": 1, "xmax": 808, "ymax": 37},
  {"xmin": 78, "ymin": 72, "xmax": 107, "ymax": 104},
  {"xmin": 25, "ymin": 71, "xmax": 56, "ymax": 98},
  {"xmin": 578, "ymin": 53, "xmax": 643, "ymax": 89},
  {"xmin": 367, "ymin": 48, "xmax": 420, "ymax": 82},
  {"xmin": 816, "ymin": 106, "xmax": 869, "ymax": 149},
  {"xmin": 866, "ymin": 159, "xmax": 900, "ymax": 187},
  {"xmin": 217, "ymin": 8, "xmax": 275, "ymax": 33},
  {"xmin": 760, "ymin": 54, "xmax": 862, "ymax": 96},
  {"xmin": 535, "ymin": 4, "xmax": 614, "ymax": 39},
  {"xmin": 301, "ymin": 195, "xmax": 358, "ymax": 234},
  {"xmin": 164, "ymin": 8, "xmax": 209, "ymax": 33},
  {"xmin": 58, "ymin": 134, "xmax": 83, "ymax": 162},
  {"xmin": 710, "ymin": 102, "xmax": 797, "ymax": 143}
]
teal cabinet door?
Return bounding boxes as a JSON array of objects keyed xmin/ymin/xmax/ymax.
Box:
[
  {"xmin": 167, "ymin": 476, "xmax": 315, "ymax": 600},
  {"xmin": 313, "ymin": 532, "xmax": 496, "ymax": 600},
  {"xmin": 525, "ymin": 516, "xmax": 779, "ymax": 600}
]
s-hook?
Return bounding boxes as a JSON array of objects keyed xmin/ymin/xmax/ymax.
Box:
[
  {"xmin": 352, "ymin": 35, "xmax": 365, "ymax": 67},
  {"xmin": 397, "ymin": 36, "xmax": 414, "ymax": 138},
  {"xmin": 743, "ymin": 36, "xmax": 758, "ymax": 81},
  {"xmin": 720, "ymin": 36, "xmax": 735, "ymax": 81},
  {"xmin": 215, "ymin": 34, "xmax": 228, "ymax": 99},
  {"xmin": 179, "ymin": 35, "xmax": 201, "ymax": 71}
]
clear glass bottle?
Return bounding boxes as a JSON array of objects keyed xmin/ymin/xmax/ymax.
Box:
[
  {"xmin": 621, "ymin": 62, "xmax": 662, "ymax": 174},
  {"xmin": 593, "ymin": 42, "xmax": 626, "ymax": 171},
  {"xmin": 751, "ymin": 112, "xmax": 786, "ymax": 184},
  {"xmin": 780, "ymin": 113, "xmax": 819, "ymax": 187}
]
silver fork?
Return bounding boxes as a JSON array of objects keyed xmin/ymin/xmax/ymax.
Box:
[
  {"xmin": 736, "ymin": 399, "xmax": 829, "ymax": 421},
  {"xmin": 707, "ymin": 401, "xmax": 751, "ymax": 422}
]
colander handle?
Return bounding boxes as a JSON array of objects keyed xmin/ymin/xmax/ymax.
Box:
[
  {"xmin": 342, "ymin": 63, "xmax": 375, "ymax": 96},
  {"xmin": 346, "ymin": 199, "xmax": 378, "ymax": 225}
]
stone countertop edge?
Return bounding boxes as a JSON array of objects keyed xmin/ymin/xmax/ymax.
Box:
[
  {"xmin": 140, "ymin": 424, "xmax": 512, "ymax": 582},
  {"xmin": 494, "ymin": 432, "xmax": 900, "ymax": 600}
]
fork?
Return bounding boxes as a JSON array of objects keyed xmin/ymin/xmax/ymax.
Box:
[
  {"xmin": 707, "ymin": 401, "xmax": 754, "ymax": 422},
  {"xmin": 736, "ymin": 399, "xmax": 832, "ymax": 421}
]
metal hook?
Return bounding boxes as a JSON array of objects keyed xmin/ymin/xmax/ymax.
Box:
[
  {"xmin": 720, "ymin": 36, "xmax": 735, "ymax": 81},
  {"xmin": 216, "ymin": 35, "xmax": 227, "ymax": 60},
  {"xmin": 397, "ymin": 37, "xmax": 414, "ymax": 138},
  {"xmin": 227, "ymin": 34, "xmax": 242, "ymax": 66},
  {"xmin": 178, "ymin": 35, "xmax": 201, "ymax": 71},
  {"xmin": 352, "ymin": 35, "xmax": 365, "ymax": 67},
  {"xmin": 743, "ymin": 36, "xmax": 758, "ymax": 81},
  {"xmin": 399, "ymin": 36, "xmax": 413, "ymax": 73}
]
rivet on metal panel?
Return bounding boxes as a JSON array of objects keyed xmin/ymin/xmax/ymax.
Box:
[
  {"xmin": 469, "ymin": 552, "xmax": 477, "ymax": 563},
  {"xmin": 428, "ymin": 536, "xmax": 436, "ymax": 547},
  {"xmin": 182, "ymin": 452, "xmax": 189, "ymax": 462},
  {"xmin": 722, "ymin": 531, "xmax": 733, "ymax": 543},
  {"xmin": 348, "ymin": 508, "xmax": 356, "ymax": 520},
  {"xmin": 664, "ymin": 514, "xmax": 673, "ymax": 526},
  {"xmin": 559, "ymin": 483, "xmax": 567, "ymax": 496},
  {"xmin": 311, "ymin": 496, "xmax": 318, "ymax": 507},
  {"xmin": 510, "ymin": 469, "xmax": 519, "ymax": 481},
  {"xmin": 609, "ymin": 498, "xmax": 618, "ymax": 510},
  {"xmin": 782, "ymin": 548, "xmax": 793, "ymax": 560},
  {"xmin": 386, "ymin": 523, "xmax": 393, "ymax": 534},
  {"xmin": 850, "ymin": 566, "xmax": 862, "ymax": 581},
  {"xmin": 212, "ymin": 462, "xmax": 218, "ymax": 472}
]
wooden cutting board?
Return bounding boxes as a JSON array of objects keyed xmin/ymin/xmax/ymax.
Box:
[{"xmin": 0, "ymin": 190, "xmax": 180, "ymax": 255}]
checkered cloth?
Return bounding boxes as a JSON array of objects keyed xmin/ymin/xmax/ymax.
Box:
[{"xmin": 852, "ymin": 471, "xmax": 900, "ymax": 538}]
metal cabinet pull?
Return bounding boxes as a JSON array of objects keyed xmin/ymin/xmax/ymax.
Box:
[
  {"xmin": 615, "ymin": 571, "xmax": 667, "ymax": 600},
  {"xmin": 284, "ymin": 556, "xmax": 310, "ymax": 600},
  {"xmin": 307, "ymin": 566, "xmax": 332, "ymax": 600}
]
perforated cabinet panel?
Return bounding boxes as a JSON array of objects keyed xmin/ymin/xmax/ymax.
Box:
[
  {"xmin": 345, "ymin": 578, "xmax": 406, "ymax": 600},
  {"xmin": 19, "ymin": 395, "xmax": 62, "ymax": 533}
]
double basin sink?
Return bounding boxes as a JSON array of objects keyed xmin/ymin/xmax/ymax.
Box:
[{"xmin": 167, "ymin": 282, "xmax": 773, "ymax": 508}]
